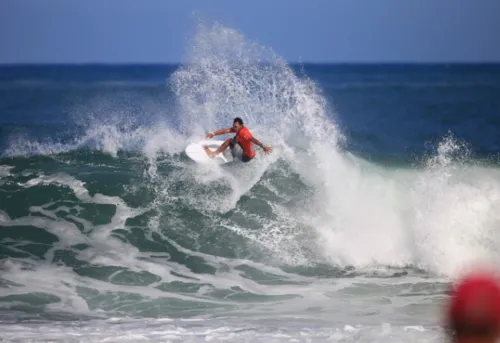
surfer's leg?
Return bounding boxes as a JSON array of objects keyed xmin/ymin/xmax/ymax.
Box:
[
  {"xmin": 216, "ymin": 138, "xmax": 232, "ymax": 154},
  {"xmin": 204, "ymin": 138, "xmax": 232, "ymax": 158},
  {"xmin": 229, "ymin": 138, "xmax": 237, "ymax": 157},
  {"xmin": 203, "ymin": 146, "xmax": 215, "ymax": 157}
]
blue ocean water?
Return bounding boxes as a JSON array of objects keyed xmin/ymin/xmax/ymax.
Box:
[
  {"xmin": 2, "ymin": 63, "xmax": 499, "ymax": 161},
  {"xmin": 1, "ymin": 24, "xmax": 500, "ymax": 342}
]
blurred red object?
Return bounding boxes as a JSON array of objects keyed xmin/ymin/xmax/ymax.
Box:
[{"xmin": 446, "ymin": 269, "xmax": 500, "ymax": 342}]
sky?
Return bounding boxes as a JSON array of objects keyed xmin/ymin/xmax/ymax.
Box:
[{"xmin": 1, "ymin": 0, "xmax": 499, "ymax": 64}]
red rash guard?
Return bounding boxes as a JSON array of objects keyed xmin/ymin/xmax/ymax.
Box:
[{"xmin": 234, "ymin": 127, "xmax": 256, "ymax": 158}]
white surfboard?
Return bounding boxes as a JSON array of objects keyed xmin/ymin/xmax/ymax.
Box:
[{"xmin": 185, "ymin": 140, "xmax": 233, "ymax": 164}]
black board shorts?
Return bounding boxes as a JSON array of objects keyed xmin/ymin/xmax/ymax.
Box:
[{"xmin": 229, "ymin": 138, "xmax": 253, "ymax": 163}]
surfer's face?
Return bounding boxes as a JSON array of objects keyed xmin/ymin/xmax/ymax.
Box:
[{"xmin": 233, "ymin": 121, "xmax": 242, "ymax": 132}]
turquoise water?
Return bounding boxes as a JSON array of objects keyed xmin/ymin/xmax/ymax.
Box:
[{"xmin": 1, "ymin": 23, "xmax": 500, "ymax": 342}]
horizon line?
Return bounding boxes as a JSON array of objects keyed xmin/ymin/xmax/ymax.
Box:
[{"xmin": 1, "ymin": 61, "xmax": 500, "ymax": 66}]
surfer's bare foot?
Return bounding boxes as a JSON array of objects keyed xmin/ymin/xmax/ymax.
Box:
[{"xmin": 203, "ymin": 146, "xmax": 215, "ymax": 158}]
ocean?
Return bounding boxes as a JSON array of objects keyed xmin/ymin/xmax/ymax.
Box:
[{"xmin": 1, "ymin": 23, "xmax": 500, "ymax": 342}]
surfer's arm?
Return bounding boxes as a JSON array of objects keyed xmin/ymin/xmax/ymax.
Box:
[
  {"xmin": 252, "ymin": 137, "xmax": 273, "ymax": 154},
  {"xmin": 251, "ymin": 137, "xmax": 264, "ymax": 148},
  {"xmin": 206, "ymin": 128, "xmax": 234, "ymax": 139}
]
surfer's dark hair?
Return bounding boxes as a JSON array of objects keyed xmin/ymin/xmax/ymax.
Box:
[{"xmin": 233, "ymin": 117, "xmax": 243, "ymax": 125}]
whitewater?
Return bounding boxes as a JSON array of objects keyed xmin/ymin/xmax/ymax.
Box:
[{"xmin": 1, "ymin": 22, "xmax": 500, "ymax": 342}]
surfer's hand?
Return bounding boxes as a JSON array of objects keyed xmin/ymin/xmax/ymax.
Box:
[
  {"xmin": 205, "ymin": 132, "xmax": 214, "ymax": 139},
  {"xmin": 263, "ymin": 146, "xmax": 272, "ymax": 154}
]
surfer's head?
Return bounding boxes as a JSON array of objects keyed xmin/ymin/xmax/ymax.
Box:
[{"xmin": 233, "ymin": 117, "xmax": 244, "ymax": 132}]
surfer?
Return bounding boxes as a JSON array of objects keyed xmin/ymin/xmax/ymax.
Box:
[{"xmin": 203, "ymin": 117, "xmax": 272, "ymax": 162}]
